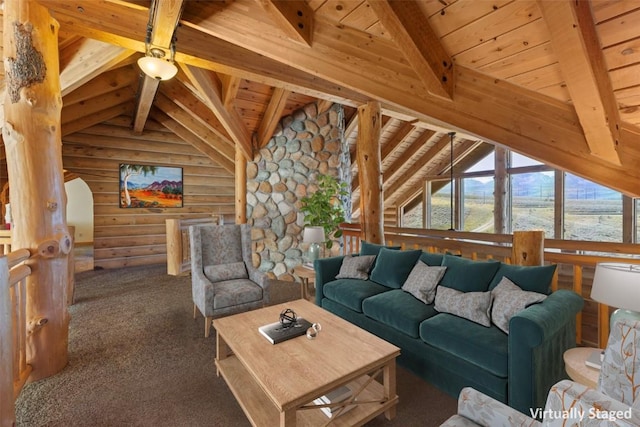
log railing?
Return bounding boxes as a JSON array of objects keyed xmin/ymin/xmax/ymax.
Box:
[
  {"xmin": 339, "ymin": 223, "xmax": 640, "ymax": 348},
  {"xmin": 0, "ymin": 248, "xmax": 33, "ymax": 427}
]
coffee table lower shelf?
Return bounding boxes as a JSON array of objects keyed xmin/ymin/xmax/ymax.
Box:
[{"xmin": 216, "ymin": 356, "xmax": 398, "ymax": 426}]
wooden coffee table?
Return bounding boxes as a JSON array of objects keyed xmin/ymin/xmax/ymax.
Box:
[{"xmin": 213, "ymin": 299, "xmax": 400, "ymax": 426}]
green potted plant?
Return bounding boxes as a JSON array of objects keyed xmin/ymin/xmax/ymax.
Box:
[{"xmin": 300, "ymin": 174, "xmax": 348, "ymax": 251}]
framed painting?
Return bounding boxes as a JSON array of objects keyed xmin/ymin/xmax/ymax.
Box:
[{"xmin": 119, "ymin": 164, "xmax": 183, "ymax": 208}]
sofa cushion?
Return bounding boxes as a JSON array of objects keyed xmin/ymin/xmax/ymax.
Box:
[
  {"xmin": 488, "ymin": 263, "xmax": 557, "ymax": 294},
  {"xmin": 491, "ymin": 277, "xmax": 547, "ymax": 334},
  {"xmin": 360, "ymin": 241, "xmax": 401, "ymax": 256},
  {"xmin": 434, "ymin": 286, "xmax": 492, "ymax": 327},
  {"xmin": 401, "ymin": 262, "xmax": 447, "ymax": 304},
  {"xmin": 420, "ymin": 313, "xmax": 509, "ymax": 378},
  {"xmin": 440, "ymin": 254, "xmax": 501, "ymax": 292},
  {"xmin": 370, "ymin": 248, "xmax": 423, "ymax": 289},
  {"xmin": 335, "ymin": 255, "xmax": 376, "ymax": 280},
  {"xmin": 362, "ymin": 289, "xmax": 438, "ymax": 338},
  {"xmin": 204, "ymin": 262, "xmax": 248, "ymax": 282},
  {"xmin": 419, "ymin": 251, "xmax": 445, "ymax": 266},
  {"xmin": 322, "ymin": 279, "xmax": 390, "ymax": 313}
]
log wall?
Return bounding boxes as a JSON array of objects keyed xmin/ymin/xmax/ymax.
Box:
[{"xmin": 62, "ymin": 116, "xmax": 233, "ymax": 269}]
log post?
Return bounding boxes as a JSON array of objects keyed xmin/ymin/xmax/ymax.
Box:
[
  {"xmin": 356, "ymin": 101, "xmax": 384, "ymax": 244},
  {"xmin": 235, "ymin": 147, "xmax": 246, "ymax": 224},
  {"xmin": 512, "ymin": 231, "xmax": 544, "ymax": 266},
  {"xmin": 3, "ymin": 0, "xmax": 70, "ymax": 380},
  {"xmin": 494, "ymin": 146, "xmax": 508, "ymax": 234}
]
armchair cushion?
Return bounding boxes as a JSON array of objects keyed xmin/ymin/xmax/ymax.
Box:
[
  {"xmin": 213, "ymin": 279, "xmax": 263, "ymax": 309},
  {"xmin": 204, "ymin": 262, "xmax": 248, "ymax": 283}
]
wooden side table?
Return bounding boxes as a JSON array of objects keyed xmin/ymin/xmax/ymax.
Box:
[
  {"xmin": 563, "ymin": 347, "xmax": 600, "ymax": 389},
  {"xmin": 293, "ymin": 264, "xmax": 316, "ymax": 301}
]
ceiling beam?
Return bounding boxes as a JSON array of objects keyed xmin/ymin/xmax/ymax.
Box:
[
  {"xmin": 368, "ymin": 0, "xmax": 453, "ymax": 100},
  {"xmin": 537, "ymin": 0, "xmax": 621, "ymax": 165},
  {"xmin": 383, "ymin": 129, "xmax": 437, "ymax": 184},
  {"xmin": 62, "ymin": 103, "xmax": 134, "ymax": 136},
  {"xmin": 220, "ymin": 74, "xmax": 241, "ymax": 110},
  {"xmin": 179, "ymin": 64, "xmax": 253, "ymax": 159},
  {"xmin": 256, "ymin": 87, "xmax": 290, "ymax": 149},
  {"xmin": 257, "ymin": 0, "xmax": 314, "ymax": 46},
  {"xmin": 63, "ymin": 66, "xmax": 138, "ymax": 107},
  {"xmin": 60, "ymin": 38, "xmax": 135, "ymax": 97},
  {"xmin": 132, "ymin": 0, "xmax": 185, "ymax": 133},
  {"xmin": 149, "ymin": 109, "xmax": 235, "ymax": 174},
  {"xmin": 62, "ymin": 87, "xmax": 136, "ymax": 124}
]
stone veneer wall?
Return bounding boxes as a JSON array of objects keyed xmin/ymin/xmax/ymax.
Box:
[{"xmin": 247, "ymin": 102, "xmax": 350, "ymax": 280}]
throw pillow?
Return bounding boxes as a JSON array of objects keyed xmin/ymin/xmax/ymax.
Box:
[
  {"xmin": 370, "ymin": 248, "xmax": 423, "ymax": 289},
  {"xmin": 488, "ymin": 263, "xmax": 557, "ymax": 294},
  {"xmin": 419, "ymin": 251, "xmax": 445, "ymax": 266},
  {"xmin": 204, "ymin": 262, "xmax": 248, "ymax": 282},
  {"xmin": 360, "ymin": 241, "xmax": 401, "ymax": 256},
  {"xmin": 402, "ymin": 261, "xmax": 447, "ymax": 304},
  {"xmin": 434, "ymin": 286, "xmax": 492, "ymax": 327},
  {"xmin": 335, "ymin": 255, "xmax": 376, "ymax": 280},
  {"xmin": 490, "ymin": 277, "xmax": 547, "ymax": 334},
  {"xmin": 440, "ymin": 254, "xmax": 501, "ymax": 292}
]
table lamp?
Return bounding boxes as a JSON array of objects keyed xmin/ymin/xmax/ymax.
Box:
[
  {"xmin": 303, "ymin": 226, "xmax": 325, "ymax": 263},
  {"xmin": 591, "ymin": 262, "xmax": 640, "ymax": 328}
]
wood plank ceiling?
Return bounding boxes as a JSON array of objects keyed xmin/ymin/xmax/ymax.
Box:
[{"xmin": 3, "ymin": 0, "xmax": 640, "ymax": 218}]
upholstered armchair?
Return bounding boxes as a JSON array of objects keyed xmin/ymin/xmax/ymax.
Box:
[
  {"xmin": 441, "ymin": 318, "xmax": 640, "ymax": 426},
  {"xmin": 190, "ymin": 224, "xmax": 270, "ymax": 337}
]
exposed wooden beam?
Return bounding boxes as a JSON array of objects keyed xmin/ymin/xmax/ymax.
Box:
[
  {"xmin": 316, "ymin": 99, "xmax": 333, "ymax": 114},
  {"xmin": 149, "ymin": 109, "xmax": 235, "ymax": 174},
  {"xmin": 368, "ymin": 0, "xmax": 453, "ymax": 100},
  {"xmin": 383, "ymin": 129, "xmax": 437, "ymax": 183},
  {"xmin": 62, "ymin": 103, "xmax": 134, "ymax": 136},
  {"xmin": 132, "ymin": 77, "xmax": 160, "ymax": 133},
  {"xmin": 257, "ymin": 0, "xmax": 314, "ymax": 46},
  {"xmin": 256, "ymin": 87, "xmax": 290, "ymax": 149},
  {"xmin": 132, "ymin": 0, "xmax": 185, "ymax": 134},
  {"xmin": 62, "ymin": 66, "xmax": 138, "ymax": 106},
  {"xmin": 179, "ymin": 64, "xmax": 253, "ymax": 159},
  {"xmin": 59, "ymin": 39, "xmax": 135, "ymax": 97},
  {"xmin": 62, "ymin": 87, "xmax": 136, "ymax": 124},
  {"xmin": 381, "ymin": 121, "xmax": 416, "ymax": 163},
  {"xmin": 159, "ymin": 79, "xmax": 233, "ymax": 143},
  {"xmin": 153, "ymin": 93, "xmax": 235, "ymax": 163},
  {"xmin": 537, "ymin": 0, "xmax": 621, "ymax": 164},
  {"xmin": 220, "ymin": 74, "xmax": 241, "ymax": 110}
]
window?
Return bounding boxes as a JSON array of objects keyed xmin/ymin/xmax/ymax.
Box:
[
  {"xmin": 510, "ymin": 172, "xmax": 554, "ymax": 236},
  {"xmin": 402, "ymin": 197, "xmax": 422, "ymax": 228},
  {"xmin": 431, "ymin": 181, "xmax": 454, "ymax": 230},
  {"xmin": 462, "ymin": 177, "xmax": 494, "ymax": 232},
  {"xmin": 563, "ymin": 174, "xmax": 622, "ymax": 241}
]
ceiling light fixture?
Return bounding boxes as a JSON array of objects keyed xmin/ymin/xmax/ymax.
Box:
[{"xmin": 137, "ymin": 1, "xmax": 179, "ymax": 81}]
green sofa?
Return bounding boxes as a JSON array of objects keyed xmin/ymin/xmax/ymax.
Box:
[{"xmin": 314, "ymin": 244, "xmax": 584, "ymax": 415}]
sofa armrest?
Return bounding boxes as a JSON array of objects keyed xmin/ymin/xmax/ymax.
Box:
[
  {"xmin": 508, "ymin": 290, "xmax": 584, "ymax": 415},
  {"xmin": 542, "ymin": 380, "xmax": 640, "ymax": 427},
  {"xmin": 313, "ymin": 256, "xmax": 345, "ymax": 306},
  {"xmin": 440, "ymin": 387, "xmax": 541, "ymax": 427}
]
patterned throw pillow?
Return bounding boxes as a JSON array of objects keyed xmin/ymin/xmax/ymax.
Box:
[
  {"xmin": 204, "ymin": 261, "xmax": 248, "ymax": 282},
  {"xmin": 335, "ymin": 255, "xmax": 376, "ymax": 280},
  {"xmin": 434, "ymin": 286, "xmax": 492, "ymax": 327},
  {"xmin": 401, "ymin": 261, "xmax": 447, "ymax": 304},
  {"xmin": 490, "ymin": 277, "xmax": 547, "ymax": 334}
]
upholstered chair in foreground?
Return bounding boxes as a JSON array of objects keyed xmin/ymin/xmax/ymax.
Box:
[
  {"xmin": 440, "ymin": 318, "xmax": 640, "ymax": 426},
  {"xmin": 190, "ymin": 224, "xmax": 270, "ymax": 337}
]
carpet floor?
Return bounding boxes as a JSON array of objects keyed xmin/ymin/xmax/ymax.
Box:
[{"xmin": 15, "ymin": 264, "xmax": 457, "ymax": 426}]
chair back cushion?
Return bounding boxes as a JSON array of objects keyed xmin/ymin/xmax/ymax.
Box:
[
  {"xmin": 199, "ymin": 225, "xmax": 244, "ymax": 266},
  {"xmin": 598, "ymin": 318, "xmax": 640, "ymax": 405},
  {"xmin": 204, "ymin": 262, "xmax": 248, "ymax": 283}
]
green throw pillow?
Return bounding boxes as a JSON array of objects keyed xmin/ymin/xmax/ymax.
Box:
[
  {"xmin": 370, "ymin": 248, "xmax": 422, "ymax": 289},
  {"xmin": 360, "ymin": 241, "xmax": 401, "ymax": 256},
  {"xmin": 488, "ymin": 263, "xmax": 557, "ymax": 295},
  {"xmin": 419, "ymin": 251, "xmax": 445, "ymax": 266},
  {"xmin": 440, "ymin": 254, "xmax": 501, "ymax": 292}
]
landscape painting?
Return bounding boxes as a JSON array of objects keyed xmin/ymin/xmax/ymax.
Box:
[{"xmin": 119, "ymin": 164, "xmax": 183, "ymax": 208}]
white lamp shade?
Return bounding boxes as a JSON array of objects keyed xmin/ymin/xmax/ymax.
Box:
[
  {"xmin": 303, "ymin": 226, "xmax": 325, "ymax": 244},
  {"xmin": 137, "ymin": 56, "xmax": 178, "ymax": 81},
  {"xmin": 591, "ymin": 263, "xmax": 640, "ymax": 312}
]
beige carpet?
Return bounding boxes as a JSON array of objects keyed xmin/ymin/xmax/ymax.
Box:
[{"xmin": 15, "ymin": 264, "xmax": 456, "ymax": 426}]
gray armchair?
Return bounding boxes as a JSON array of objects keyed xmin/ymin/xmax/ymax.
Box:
[
  {"xmin": 189, "ymin": 224, "xmax": 270, "ymax": 337},
  {"xmin": 441, "ymin": 318, "xmax": 640, "ymax": 426}
]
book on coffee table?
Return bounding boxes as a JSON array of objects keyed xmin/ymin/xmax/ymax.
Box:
[{"xmin": 258, "ymin": 318, "xmax": 312, "ymax": 344}]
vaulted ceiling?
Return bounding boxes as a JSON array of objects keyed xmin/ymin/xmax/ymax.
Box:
[{"xmin": 3, "ymin": 0, "xmax": 640, "ymax": 211}]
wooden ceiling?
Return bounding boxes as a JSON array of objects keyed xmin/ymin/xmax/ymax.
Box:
[{"xmin": 4, "ymin": 0, "xmax": 640, "ymax": 213}]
